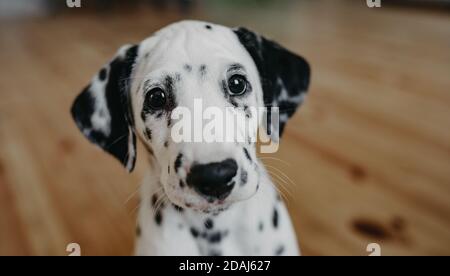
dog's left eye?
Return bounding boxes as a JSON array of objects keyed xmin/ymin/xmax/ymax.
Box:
[{"xmin": 227, "ymin": 74, "xmax": 248, "ymax": 96}]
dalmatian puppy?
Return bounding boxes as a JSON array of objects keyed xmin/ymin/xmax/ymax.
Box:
[{"xmin": 71, "ymin": 21, "xmax": 310, "ymax": 256}]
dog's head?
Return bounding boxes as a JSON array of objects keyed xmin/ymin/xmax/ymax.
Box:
[{"xmin": 71, "ymin": 21, "xmax": 310, "ymax": 213}]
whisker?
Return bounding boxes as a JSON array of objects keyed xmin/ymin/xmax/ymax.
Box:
[
  {"xmin": 129, "ymin": 201, "xmax": 141, "ymax": 215},
  {"xmin": 154, "ymin": 193, "xmax": 167, "ymax": 215},
  {"xmin": 104, "ymin": 133, "xmax": 128, "ymax": 150},
  {"xmin": 259, "ymin": 156, "xmax": 292, "ymax": 167},
  {"xmin": 266, "ymin": 176, "xmax": 290, "ymax": 204},
  {"xmin": 272, "ymin": 176, "xmax": 294, "ymax": 199},
  {"xmin": 267, "ymin": 170, "xmax": 293, "ymax": 200},
  {"xmin": 264, "ymin": 166, "xmax": 295, "ymax": 197},
  {"xmin": 264, "ymin": 164, "xmax": 297, "ymax": 188},
  {"xmin": 123, "ymin": 183, "xmax": 143, "ymax": 205}
]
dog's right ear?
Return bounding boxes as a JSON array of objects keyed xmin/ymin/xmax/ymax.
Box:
[
  {"xmin": 233, "ymin": 27, "xmax": 311, "ymax": 140},
  {"xmin": 71, "ymin": 44, "xmax": 139, "ymax": 172}
]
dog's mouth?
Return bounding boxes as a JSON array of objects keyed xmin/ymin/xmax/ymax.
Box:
[
  {"xmin": 189, "ymin": 201, "xmax": 232, "ymax": 214},
  {"xmin": 167, "ymin": 190, "xmax": 234, "ymax": 213},
  {"xmin": 165, "ymin": 178, "xmax": 259, "ymax": 214}
]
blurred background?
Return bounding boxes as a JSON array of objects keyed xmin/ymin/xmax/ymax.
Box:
[{"xmin": 0, "ymin": 0, "xmax": 449, "ymax": 256}]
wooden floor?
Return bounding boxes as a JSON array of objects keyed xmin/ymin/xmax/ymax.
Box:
[{"xmin": 0, "ymin": 0, "xmax": 449, "ymax": 256}]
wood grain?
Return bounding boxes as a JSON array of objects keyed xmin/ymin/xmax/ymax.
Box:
[{"xmin": 0, "ymin": 0, "xmax": 449, "ymax": 255}]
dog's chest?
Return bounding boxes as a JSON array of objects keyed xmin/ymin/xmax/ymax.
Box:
[
  {"xmin": 179, "ymin": 205, "xmax": 268, "ymax": 256},
  {"xmin": 136, "ymin": 180, "xmax": 300, "ymax": 256}
]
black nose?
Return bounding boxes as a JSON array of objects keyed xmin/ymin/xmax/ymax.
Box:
[{"xmin": 186, "ymin": 159, "xmax": 238, "ymax": 200}]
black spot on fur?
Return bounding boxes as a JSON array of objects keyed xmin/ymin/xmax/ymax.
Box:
[
  {"xmin": 164, "ymin": 75, "xmax": 175, "ymax": 93},
  {"xmin": 174, "ymin": 153, "xmax": 183, "ymax": 173},
  {"xmin": 168, "ymin": 165, "xmax": 170, "ymax": 174},
  {"xmin": 175, "ymin": 73, "xmax": 181, "ymax": 82},
  {"xmin": 190, "ymin": 228, "xmax": 199, "ymax": 238},
  {"xmin": 205, "ymin": 218, "xmax": 214, "ymax": 230},
  {"xmin": 143, "ymin": 80, "xmax": 151, "ymax": 89},
  {"xmin": 151, "ymin": 194, "xmax": 158, "ymax": 208},
  {"xmin": 144, "ymin": 128, "xmax": 152, "ymax": 140},
  {"xmin": 275, "ymin": 245, "xmax": 284, "ymax": 255},
  {"xmin": 205, "ymin": 24, "xmax": 212, "ymax": 30},
  {"xmin": 243, "ymin": 147, "xmax": 252, "ymax": 162},
  {"xmin": 208, "ymin": 232, "xmax": 222, "ymax": 243},
  {"xmin": 199, "ymin": 64, "xmax": 207, "ymax": 78},
  {"xmin": 172, "ymin": 204, "xmax": 184, "ymax": 212},
  {"xmin": 259, "ymin": 222, "xmax": 264, "ymax": 232},
  {"xmin": 228, "ymin": 63, "xmax": 244, "ymax": 72},
  {"xmin": 217, "ymin": 206, "xmax": 228, "ymax": 213},
  {"xmin": 211, "ymin": 211, "xmax": 219, "ymax": 216},
  {"xmin": 164, "ymin": 140, "xmax": 169, "ymax": 148},
  {"xmin": 99, "ymin": 68, "xmax": 107, "ymax": 81},
  {"xmin": 243, "ymin": 105, "xmax": 252, "ymax": 119},
  {"xmin": 179, "ymin": 180, "xmax": 185, "ymax": 188},
  {"xmin": 140, "ymin": 111, "xmax": 147, "ymax": 122},
  {"xmin": 240, "ymin": 169, "xmax": 248, "ymax": 186},
  {"xmin": 221, "ymin": 79, "xmax": 228, "ymax": 93},
  {"xmin": 155, "ymin": 210, "xmax": 163, "ymax": 225},
  {"xmin": 184, "ymin": 64, "xmax": 192, "ymax": 72},
  {"xmin": 273, "ymin": 208, "xmax": 279, "ymax": 228},
  {"xmin": 209, "ymin": 250, "xmax": 221, "ymax": 256}
]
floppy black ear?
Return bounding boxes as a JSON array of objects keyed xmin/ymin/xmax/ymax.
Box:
[
  {"xmin": 233, "ymin": 27, "xmax": 311, "ymax": 138},
  {"xmin": 71, "ymin": 44, "xmax": 139, "ymax": 172}
]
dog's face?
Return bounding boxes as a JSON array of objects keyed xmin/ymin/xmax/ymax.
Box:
[{"xmin": 71, "ymin": 21, "xmax": 310, "ymax": 212}]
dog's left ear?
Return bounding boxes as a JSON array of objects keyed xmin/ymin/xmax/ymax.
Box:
[
  {"xmin": 71, "ymin": 44, "xmax": 139, "ymax": 172},
  {"xmin": 233, "ymin": 27, "xmax": 311, "ymax": 139}
]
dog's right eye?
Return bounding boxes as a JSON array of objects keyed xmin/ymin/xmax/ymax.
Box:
[
  {"xmin": 227, "ymin": 74, "xmax": 248, "ymax": 96},
  {"xmin": 145, "ymin": 88, "xmax": 167, "ymax": 110}
]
